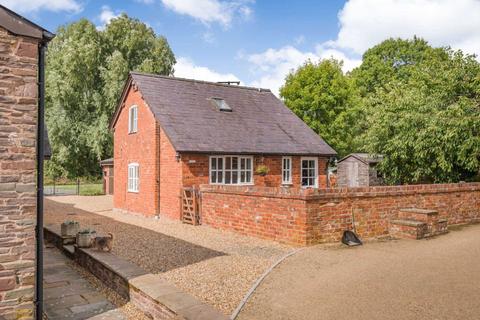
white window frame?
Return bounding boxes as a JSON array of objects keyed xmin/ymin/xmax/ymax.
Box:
[
  {"xmin": 209, "ymin": 155, "xmax": 254, "ymax": 185},
  {"xmin": 127, "ymin": 163, "xmax": 139, "ymax": 192},
  {"xmin": 301, "ymin": 157, "xmax": 318, "ymax": 188},
  {"xmin": 128, "ymin": 105, "xmax": 138, "ymax": 133},
  {"xmin": 282, "ymin": 156, "xmax": 292, "ymax": 185}
]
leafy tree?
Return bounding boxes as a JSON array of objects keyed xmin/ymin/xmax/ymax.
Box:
[
  {"xmin": 351, "ymin": 37, "xmax": 448, "ymax": 96},
  {"xmin": 280, "ymin": 59, "xmax": 358, "ymax": 156},
  {"xmin": 361, "ymin": 48, "xmax": 480, "ymax": 184},
  {"xmin": 45, "ymin": 15, "xmax": 175, "ymax": 179}
]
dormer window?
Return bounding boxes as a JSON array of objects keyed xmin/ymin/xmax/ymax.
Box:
[
  {"xmin": 128, "ymin": 105, "xmax": 138, "ymax": 133},
  {"xmin": 211, "ymin": 98, "xmax": 232, "ymax": 112}
]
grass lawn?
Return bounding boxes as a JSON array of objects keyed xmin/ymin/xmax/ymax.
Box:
[{"xmin": 44, "ymin": 183, "xmax": 103, "ymax": 196}]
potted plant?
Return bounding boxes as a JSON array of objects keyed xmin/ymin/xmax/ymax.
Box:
[
  {"xmin": 255, "ymin": 164, "xmax": 270, "ymax": 176},
  {"xmin": 61, "ymin": 220, "xmax": 79, "ymax": 236},
  {"xmin": 76, "ymin": 228, "xmax": 96, "ymax": 248}
]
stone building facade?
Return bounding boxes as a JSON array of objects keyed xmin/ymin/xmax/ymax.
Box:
[
  {"xmin": 0, "ymin": 5, "xmax": 53, "ymax": 319},
  {"xmin": 337, "ymin": 153, "xmax": 384, "ymax": 187}
]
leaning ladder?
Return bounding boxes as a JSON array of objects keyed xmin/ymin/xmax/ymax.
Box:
[{"xmin": 181, "ymin": 187, "xmax": 201, "ymax": 225}]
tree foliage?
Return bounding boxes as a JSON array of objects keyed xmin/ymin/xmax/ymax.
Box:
[
  {"xmin": 280, "ymin": 59, "xmax": 358, "ymax": 156},
  {"xmin": 45, "ymin": 15, "xmax": 175, "ymax": 178},
  {"xmin": 361, "ymin": 47, "xmax": 480, "ymax": 183},
  {"xmin": 280, "ymin": 38, "xmax": 480, "ymax": 184}
]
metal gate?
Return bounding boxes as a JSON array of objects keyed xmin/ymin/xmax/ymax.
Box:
[{"xmin": 181, "ymin": 187, "xmax": 201, "ymax": 225}]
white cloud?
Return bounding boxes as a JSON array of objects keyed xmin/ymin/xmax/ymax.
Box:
[
  {"xmin": 0, "ymin": 0, "xmax": 82, "ymax": 13},
  {"xmin": 246, "ymin": 46, "xmax": 317, "ymax": 94},
  {"xmin": 334, "ymin": 0, "xmax": 480, "ymax": 57},
  {"xmin": 97, "ymin": 6, "xmax": 121, "ymax": 31},
  {"xmin": 244, "ymin": 0, "xmax": 480, "ymax": 96},
  {"xmin": 160, "ymin": 0, "xmax": 253, "ymax": 27},
  {"xmin": 244, "ymin": 45, "xmax": 361, "ymax": 96},
  {"xmin": 174, "ymin": 57, "xmax": 241, "ymax": 83}
]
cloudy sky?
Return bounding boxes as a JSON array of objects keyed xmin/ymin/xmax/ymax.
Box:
[{"xmin": 2, "ymin": 0, "xmax": 480, "ymax": 95}]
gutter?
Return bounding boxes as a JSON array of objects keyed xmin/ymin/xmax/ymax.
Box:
[{"xmin": 34, "ymin": 38, "xmax": 48, "ymax": 319}]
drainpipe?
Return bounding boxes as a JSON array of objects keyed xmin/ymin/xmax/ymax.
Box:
[{"xmin": 34, "ymin": 40, "xmax": 47, "ymax": 319}]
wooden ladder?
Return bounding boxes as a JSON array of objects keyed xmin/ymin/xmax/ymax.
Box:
[{"xmin": 181, "ymin": 187, "xmax": 201, "ymax": 225}]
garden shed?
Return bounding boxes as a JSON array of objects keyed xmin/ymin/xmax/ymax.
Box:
[{"xmin": 337, "ymin": 153, "xmax": 384, "ymax": 187}]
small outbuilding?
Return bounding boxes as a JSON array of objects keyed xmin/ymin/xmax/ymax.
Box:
[
  {"xmin": 337, "ymin": 153, "xmax": 383, "ymax": 187},
  {"xmin": 100, "ymin": 158, "xmax": 114, "ymax": 195}
]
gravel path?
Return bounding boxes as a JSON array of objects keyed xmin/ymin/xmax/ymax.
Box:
[
  {"xmin": 44, "ymin": 196, "xmax": 291, "ymax": 315},
  {"xmin": 237, "ymin": 224, "xmax": 480, "ymax": 320}
]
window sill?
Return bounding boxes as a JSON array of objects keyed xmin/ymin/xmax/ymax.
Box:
[
  {"xmin": 281, "ymin": 182, "xmax": 293, "ymax": 186},
  {"xmin": 127, "ymin": 190, "xmax": 139, "ymax": 193}
]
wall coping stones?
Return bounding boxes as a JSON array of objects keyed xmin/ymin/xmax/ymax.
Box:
[
  {"xmin": 200, "ymin": 182, "xmax": 480, "ymax": 201},
  {"xmin": 44, "ymin": 226, "xmax": 228, "ymax": 320}
]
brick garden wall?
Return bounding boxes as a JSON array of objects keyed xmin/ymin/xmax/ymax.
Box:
[
  {"xmin": 200, "ymin": 183, "xmax": 480, "ymax": 245},
  {"xmin": 0, "ymin": 27, "xmax": 39, "ymax": 319}
]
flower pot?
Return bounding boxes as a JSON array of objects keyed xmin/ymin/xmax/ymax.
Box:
[
  {"xmin": 61, "ymin": 222, "xmax": 79, "ymax": 236},
  {"xmin": 76, "ymin": 232, "xmax": 96, "ymax": 248}
]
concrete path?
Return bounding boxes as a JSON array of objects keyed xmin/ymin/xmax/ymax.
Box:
[
  {"xmin": 238, "ymin": 224, "xmax": 480, "ymax": 320},
  {"xmin": 44, "ymin": 247, "xmax": 126, "ymax": 320}
]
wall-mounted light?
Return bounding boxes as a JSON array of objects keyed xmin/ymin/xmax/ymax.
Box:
[{"xmin": 175, "ymin": 153, "xmax": 181, "ymax": 162}]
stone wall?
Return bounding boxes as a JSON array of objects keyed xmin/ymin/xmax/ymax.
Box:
[
  {"xmin": 0, "ymin": 26, "xmax": 39, "ymax": 319},
  {"xmin": 200, "ymin": 183, "xmax": 480, "ymax": 245}
]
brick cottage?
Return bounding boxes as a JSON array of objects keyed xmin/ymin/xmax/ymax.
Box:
[
  {"xmin": 0, "ymin": 5, "xmax": 53, "ymax": 319},
  {"xmin": 110, "ymin": 72, "xmax": 336, "ymax": 218}
]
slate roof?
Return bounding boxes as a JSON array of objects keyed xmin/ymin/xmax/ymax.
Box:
[
  {"xmin": 112, "ymin": 72, "xmax": 336, "ymax": 156},
  {"xmin": 100, "ymin": 158, "xmax": 113, "ymax": 166},
  {"xmin": 338, "ymin": 153, "xmax": 383, "ymax": 164}
]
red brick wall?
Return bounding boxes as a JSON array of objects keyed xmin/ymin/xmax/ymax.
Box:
[
  {"xmin": 113, "ymin": 86, "xmax": 159, "ymax": 216},
  {"xmin": 0, "ymin": 26, "xmax": 39, "ymax": 319},
  {"xmin": 200, "ymin": 183, "xmax": 480, "ymax": 245},
  {"xmin": 181, "ymin": 154, "xmax": 329, "ymax": 188},
  {"xmin": 159, "ymin": 127, "xmax": 182, "ymax": 219}
]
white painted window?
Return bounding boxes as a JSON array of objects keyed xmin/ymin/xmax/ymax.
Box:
[
  {"xmin": 301, "ymin": 157, "xmax": 318, "ymax": 188},
  {"xmin": 128, "ymin": 105, "xmax": 138, "ymax": 133},
  {"xmin": 282, "ymin": 156, "xmax": 292, "ymax": 184},
  {"xmin": 128, "ymin": 163, "xmax": 139, "ymax": 192},
  {"xmin": 210, "ymin": 156, "xmax": 253, "ymax": 185}
]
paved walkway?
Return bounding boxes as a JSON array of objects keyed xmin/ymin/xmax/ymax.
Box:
[
  {"xmin": 44, "ymin": 247, "xmax": 126, "ymax": 320},
  {"xmin": 238, "ymin": 224, "xmax": 480, "ymax": 320}
]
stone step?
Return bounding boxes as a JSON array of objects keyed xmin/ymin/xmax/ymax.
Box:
[
  {"xmin": 398, "ymin": 208, "xmax": 438, "ymax": 223},
  {"xmin": 389, "ymin": 219, "xmax": 428, "ymax": 240},
  {"xmin": 62, "ymin": 245, "xmax": 75, "ymax": 259}
]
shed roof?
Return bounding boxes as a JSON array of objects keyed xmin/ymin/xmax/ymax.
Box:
[
  {"xmin": 111, "ymin": 72, "xmax": 336, "ymax": 156},
  {"xmin": 338, "ymin": 153, "xmax": 383, "ymax": 165}
]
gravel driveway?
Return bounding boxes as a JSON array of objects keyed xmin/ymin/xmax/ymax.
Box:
[
  {"xmin": 237, "ymin": 224, "xmax": 480, "ymax": 320},
  {"xmin": 44, "ymin": 196, "xmax": 291, "ymax": 315}
]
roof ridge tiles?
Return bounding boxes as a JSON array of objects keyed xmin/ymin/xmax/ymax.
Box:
[{"xmin": 130, "ymin": 71, "xmax": 271, "ymax": 92}]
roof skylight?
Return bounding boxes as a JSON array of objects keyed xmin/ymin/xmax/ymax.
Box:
[{"xmin": 211, "ymin": 98, "xmax": 232, "ymax": 112}]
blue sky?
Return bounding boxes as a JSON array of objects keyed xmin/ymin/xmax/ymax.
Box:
[{"xmin": 3, "ymin": 0, "xmax": 480, "ymax": 94}]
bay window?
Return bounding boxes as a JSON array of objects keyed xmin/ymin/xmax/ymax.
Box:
[{"xmin": 210, "ymin": 156, "xmax": 253, "ymax": 185}]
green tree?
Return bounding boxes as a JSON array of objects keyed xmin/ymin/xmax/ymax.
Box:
[
  {"xmin": 45, "ymin": 15, "xmax": 175, "ymax": 179},
  {"xmin": 280, "ymin": 59, "xmax": 358, "ymax": 156},
  {"xmin": 351, "ymin": 37, "xmax": 448, "ymax": 96},
  {"xmin": 361, "ymin": 47, "xmax": 480, "ymax": 184}
]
